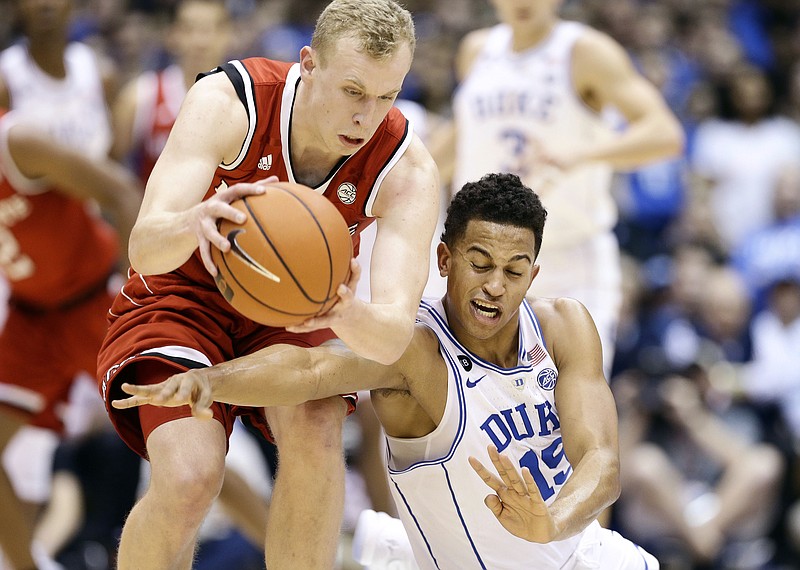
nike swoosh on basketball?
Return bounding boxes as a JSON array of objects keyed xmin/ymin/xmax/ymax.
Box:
[
  {"xmin": 228, "ymin": 229, "xmax": 281, "ymax": 283},
  {"xmin": 465, "ymin": 375, "xmax": 486, "ymax": 388}
]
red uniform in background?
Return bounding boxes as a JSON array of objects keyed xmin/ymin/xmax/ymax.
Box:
[
  {"xmin": 0, "ymin": 110, "xmax": 119, "ymax": 432},
  {"xmin": 98, "ymin": 58, "xmax": 413, "ymax": 457}
]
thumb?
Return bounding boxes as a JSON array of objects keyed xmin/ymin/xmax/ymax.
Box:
[{"xmin": 484, "ymin": 495, "xmax": 503, "ymax": 518}]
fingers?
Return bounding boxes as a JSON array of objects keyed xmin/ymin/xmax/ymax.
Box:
[{"xmin": 469, "ymin": 455, "xmax": 505, "ymax": 493}]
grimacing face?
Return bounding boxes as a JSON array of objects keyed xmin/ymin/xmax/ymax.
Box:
[
  {"xmin": 299, "ymin": 35, "xmax": 412, "ymax": 156},
  {"xmin": 440, "ymin": 220, "xmax": 539, "ymax": 344}
]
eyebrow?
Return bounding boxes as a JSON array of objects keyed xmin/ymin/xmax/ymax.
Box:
[
  {"xmin": 344, "ymin": 78, "xmax": 401, "ymax": 98},
  {"xmin": 466, "ymin": 245, "xmax": 532, "ymax": 264}
]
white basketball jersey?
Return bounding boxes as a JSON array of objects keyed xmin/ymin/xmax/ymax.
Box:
[
  {"xmin": 387, "ymin": 299, "xmax": 583, "ymax": 569},
  {"xmin": 453, "ymin": 22, "xmax": 616, "ymax": 250},
  {"xmin": 0, "ymin": 41, "xmax": 112, "ymax": 158}
]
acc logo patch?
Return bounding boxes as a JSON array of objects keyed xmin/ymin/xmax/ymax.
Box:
[
  {"xmin": 457, "ymin": 355, "xmax": 473, "ymax": 371},
  {"xmin": 536, "ymin": 368, "xmax": 557, "ymax": 390},
  {"xmin": 337, "ymin": 182, "xmax": 357, "ymax": 204}
]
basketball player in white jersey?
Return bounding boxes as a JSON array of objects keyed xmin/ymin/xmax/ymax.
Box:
[
  {"xmin": 0, "ymin": 0, "xmax": 114, "ymax": 158},
  {"xmin": 113, "ymin": 173, "xmax": 659, "ymax": 569},
  {"xmin": 438, "ymin": 0, "xmax": 683, "ymax": 374}
]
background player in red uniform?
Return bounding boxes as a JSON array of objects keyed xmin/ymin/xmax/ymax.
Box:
[
  {"xmin": 111, "ymin": 0, "xmax": 233, "ymax": 184},
  {"xmin": 0, "ymin": 109, "xmax": 140, "ymax": 570},
  {"xmin": 96, "ymin": 0, "xmax": 439, "ymax": 568}
]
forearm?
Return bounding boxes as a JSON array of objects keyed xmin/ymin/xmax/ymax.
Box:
[
  {"xmin": 203, "ymin": 345, "xmax": 323, "ymax": 406},
  {"xmin": 128, "ymin": 210, "xmax": 199, "ymax": 275},
  {"xmin": 548, "ymin": 448, "xmax": 620, "ymax": 540},
  {"xmin": 588, "ymin": 114, "xmax": 684, "ymax": 171},
  {"xmin": 204, "ymin": 343, "xmax": 384, "ymax": 406}
]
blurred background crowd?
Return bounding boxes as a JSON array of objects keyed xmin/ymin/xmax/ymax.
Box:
[{"xmin": 1, "ymin": 0, "xmax": 799, "ymax": 569}]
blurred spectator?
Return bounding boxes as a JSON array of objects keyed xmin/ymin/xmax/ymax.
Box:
[
  {"xmin": 615, "ymin": 370, "xmax": 784, "ymax": 569},
  {"xmin": 732, "ymin": 162, "xmax": 800, "ymax": 311},
  {"xmin": 691, "ymin": 63, "xmax": 800, "ymax": 251}
]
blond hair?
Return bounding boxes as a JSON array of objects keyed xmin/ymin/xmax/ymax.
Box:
[{"xmin": 311, "ymin": 0, "xmax": 415, "ymax": 64}]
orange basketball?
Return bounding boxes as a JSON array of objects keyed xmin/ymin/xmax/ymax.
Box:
[{"xmin": 211, "ymin": 182, "xmax": 353, "ymax": 327}]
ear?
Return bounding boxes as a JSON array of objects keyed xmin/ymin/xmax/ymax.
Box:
[
  {"xmin": 437, "ymin": 242, "xmax": 452, "ymax": 277},
  {"xmin": 528, "ymin": 264, "xmax": 540, "ymax": 288},
  {"xmin": 299, "ymin": 46, "xmax": 316, "ymax": 79}
]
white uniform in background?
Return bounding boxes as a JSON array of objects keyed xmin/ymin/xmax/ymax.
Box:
[
  {"xmin": 384, "ymin": 299, "xmax": 657, "ymax": 569},
  {"xmin": 452, "ymin": 21, "xmax": 621, "ymax": 373},
  {"xmin": 0, "ymin": 41, "xmax": 112, "ymax": 158}
]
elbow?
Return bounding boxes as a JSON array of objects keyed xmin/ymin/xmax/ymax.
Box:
[
  {"xmin": 375, "ymin": 320, "xmax": 415, "ymax": 365},
  {"xmin": 664, "ymin": 116, "xmax": 686, "ymax": 157},
  {"xmin": 605, "ymin": 452, "xmax": 622, "ymax": 505}
]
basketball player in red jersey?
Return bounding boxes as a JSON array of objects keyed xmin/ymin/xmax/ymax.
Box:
[
  {"xmin": 96, "ymin": 0, "xmax": 439, "ymax": 568},
  {"xmin": 111, "ymin": 0, "xmax": 233, "ymax": 183},
  {"xmin": 0, "ymin": 109, "xmax": 140, "ymax": 570}
]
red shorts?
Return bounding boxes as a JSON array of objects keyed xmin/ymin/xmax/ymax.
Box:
[
  {"xmin": 98, "ymin": 274, "xmax": 356, "ymax": 459},
  {"xmin": 0, "ymin": 287, "xmax": 115, "ymax": 433}
]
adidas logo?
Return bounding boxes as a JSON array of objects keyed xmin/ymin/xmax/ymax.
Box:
[{"xmin": 257, "ymin": 155, "xmax": 272, "ymax": 170}]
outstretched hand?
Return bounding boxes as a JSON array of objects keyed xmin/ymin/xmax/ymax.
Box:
[
  {"xmin": 468, "ymin": 445, "xmax": 557, "ymax": 543},
  {"xmin": 111, "ymin": 370, "xmax": 214, "ymax": 420}
]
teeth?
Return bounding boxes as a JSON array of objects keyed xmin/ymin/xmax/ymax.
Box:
[{"xmin": 473, "ymin": 300, "xmax": 499, "ymax": 316}]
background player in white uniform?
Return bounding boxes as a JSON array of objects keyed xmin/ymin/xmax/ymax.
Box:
[
  {"xmin": 0, "ymin": 0, "xmax": 114, "ymax": 159},
  {"xmin": 437, "ymin": 0, "xmax": 683, "ymax": 373},
  {"xmin": 114, "ymin": 173, "xmax": 659, "ymax": 569}
]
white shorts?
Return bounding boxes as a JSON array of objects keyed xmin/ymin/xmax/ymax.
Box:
[{"xmin": 564, "ymin": 521, "xmax": 660, "ymax": 570}]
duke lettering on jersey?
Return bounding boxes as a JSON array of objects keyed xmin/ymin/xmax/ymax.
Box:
[{"xmin": 480, "ymin": 399, "xmax": 560, "ymax": 452}]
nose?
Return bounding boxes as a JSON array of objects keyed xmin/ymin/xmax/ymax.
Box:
[
  {"xmin": 353, "ymin": 98, "xmax": 377, "ymax": 128},
  {"xmin": 483, "ymin": 269, "xmax": 506, "ymax": 298}
]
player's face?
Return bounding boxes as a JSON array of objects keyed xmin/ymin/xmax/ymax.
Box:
[
  {"xmin": 440, "ymin": 220, "xmax": 539, "ymax": 346},
  {"xmin": 300, "ymin": 36, "xmax": 412, "ymax": 155},
  {"xmin": 17, "ymin": 0, "xmax": 72, "ymax": 36},
  {"xmin": 170, "ymin": 1, "xmax": 231, "ymax": 74},
  {"xmin": 489, "ymin": 0, "xmax": 561, "ymax": 29}
]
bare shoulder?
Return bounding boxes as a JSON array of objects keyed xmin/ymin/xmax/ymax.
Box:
[
  {"xmin": 183, "ymin": 70, "xmax": 241, "ymax": 111},
  {"xmin": 529, "ymin": 296, "xmax": 597, "ymax": 345},
  {"xmin": 372, "ymin": 133, "xmax": 439, "ymax": 216},
  {"xmin": 572, "ymin": 26, "xmax": 634, "ymax": 82},
  {"xmin": 167, "ymin": 71, "xmax": 248, "ymax": 162},
  {"xmin": 456, "ymin": 27, "xmax": 492, "ymax": 81}
]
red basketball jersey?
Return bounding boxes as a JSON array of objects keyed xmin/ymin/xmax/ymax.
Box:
[
  {"xmin": 174, "ymin": 57, "xmax": 413, "ymax": 289},
  {"xmin": 0, "ymin": 110, "xmax": 119, "ymax": 309},
  {"xmin": 131, "ymin": 65, "xmax": 186, "ymax": 183}
]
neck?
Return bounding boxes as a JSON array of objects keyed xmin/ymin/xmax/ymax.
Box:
[
  {"xmin": 27, "ymin": 34, "xmax": 68, "ymax": 78},
  {"xmin": 509, "ymin": 18, "xmax": 558, "ymax": 52}
]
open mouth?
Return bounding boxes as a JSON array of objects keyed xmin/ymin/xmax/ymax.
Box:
[
  {"xmin": 472, "ymin": 299, "xmax": 501, "ymax": 319},
  {"xmin": 340, "ymin": 135, "xmax": 365, "ymax": 146}
]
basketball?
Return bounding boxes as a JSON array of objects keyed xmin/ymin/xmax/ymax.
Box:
[{"xmin": 211, "ymin": 181, "xmax": 353, "ymax": 327}]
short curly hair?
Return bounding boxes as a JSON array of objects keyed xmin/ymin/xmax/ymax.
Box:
[{"xmin": 441, "ymin": 173, "xmax": 547, "ymax": 258}]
